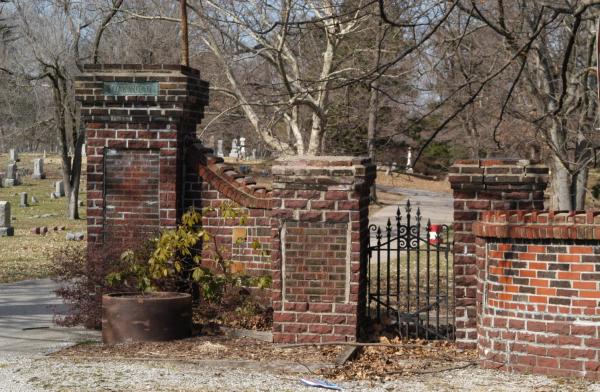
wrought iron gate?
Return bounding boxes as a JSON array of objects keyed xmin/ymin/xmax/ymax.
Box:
[{"xmin": 366, "ymin": 200, "xmax": 454, "ymax": 340}]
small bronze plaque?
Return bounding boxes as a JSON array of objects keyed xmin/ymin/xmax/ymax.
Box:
[{"xmin": 103, "ymin": 81, "xmax": 159, "ymax": 96}]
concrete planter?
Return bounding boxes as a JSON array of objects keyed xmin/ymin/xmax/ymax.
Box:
[{"xmin": 102, "ymin": 292, "xmax": 192, "ymax": 344}]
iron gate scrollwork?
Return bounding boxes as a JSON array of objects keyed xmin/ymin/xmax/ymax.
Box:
[{"xmin": 366, "ymin": 200, "xmax": 454, "ymax": 340}]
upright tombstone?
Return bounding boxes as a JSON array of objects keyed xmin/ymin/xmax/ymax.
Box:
[
  {"xmin": 0, "ymin": 201, "xmax": 14, "ymax": 237},
  {"xmin": 229, "ymin": 138, "xmax": 239, "ymax": 158},
  {"xmin": 9, "ymin": 149, "xmax": 18, "ymax": 162},
  {"xmin": 19, "ymin": 192, "xmax": 28, "ymax": 207},
  {"xmin": 406, "ymin": 147, "xmax": 413, "ymax": 173},
  {"xmin": 208, "ymin": 135, "xmax": 216, "ymax": 152},
  {"xmin": 239, "ymin": 137, "xmax": 247, "ymax": 160},
  {"xmin": 54, "ymin": 181, "xmax": 65, "ymax": 197},
  {"xmin": 251, "ymin": 148, "xmax": 257, "ymax": 160},
  {"xmin": 75, "ymin": 64, "xmax": 209, "ymax": 256},
  {"xmin": 4, "ymin": 163, "xmax": 18, "ymax": 186},
  {"xmin": 216, "ymin": 140, "xmax": 224, "ymax": 158},
  {"xmin": 32, "ymin": 158, "xmax": 45, "ymax": 179}
]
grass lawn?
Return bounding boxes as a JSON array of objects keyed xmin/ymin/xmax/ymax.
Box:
[{"xmin": 0, "ymin": 153, "xmax": 86, "ymax": 283}]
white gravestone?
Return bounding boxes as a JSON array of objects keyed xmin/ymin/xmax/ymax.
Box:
[
  {"xmin": 55, "ymin": 181, "xmax": 65, "ymax": 197},
  {"xmin": 0, "ymin": 201, "xmax": 14, "ymax": 236},
  {"xmin": 239, "ymin": 137, "xmax": 247, "ymax": 160},
  {"xmin": 251, "ymin": 149, "xmax": 257, "ymax": 160},
  {"xmin": 406, "ymin": 147, "xmax": 413, "ymax": 173},
  {"xmin": 229, "ymin": 139, "xmax": 239, "ymax": 159},
  {"xmin": 19, "ymin": 192, "xmax": 28, "ymax": 207},
  {"xmin": 32, "ymin": 158, "xmax": 45, "ymax": 179},
  {"xmin": 4, "ymin": 163, "xmax": 18, "ymax": 186},
  {"xmin": 9, "ymin": 149, "xmax": 18, "ymax": 162},
  {"xmin": 217, "ymin": 139, "xmax": 224, "ymax": 158}
]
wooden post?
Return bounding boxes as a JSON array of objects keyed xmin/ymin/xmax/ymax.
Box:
[{"xmin": 180, "ymin": 0, "xmax": 189, "ymax": 67}]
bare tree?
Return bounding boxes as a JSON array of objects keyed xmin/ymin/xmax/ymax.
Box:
[
  {"xmin": 0, "ymin": 0, "xmax": 121, "ymax": 219},
  {"xmin": 445, "ymin": 1, "xmax": 600, "ymax": 210}
]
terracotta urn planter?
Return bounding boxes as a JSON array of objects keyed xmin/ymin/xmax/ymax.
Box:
[{"xmin": 102, "ymin": 292, "xmax": 192, "ymax": 344}]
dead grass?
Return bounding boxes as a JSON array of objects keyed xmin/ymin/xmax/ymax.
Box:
[
  {"xmin": 376, "ymin": 170, "xmax": 451, "ymax": 194},
  {"xmin": 0, "ymin": 153, "xmax": 86, "ymax": 283}
]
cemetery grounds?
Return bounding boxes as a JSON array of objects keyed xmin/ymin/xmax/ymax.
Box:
[{"xmin": 0, "ymin": 153, "xmax": 86, "ymax": 283}]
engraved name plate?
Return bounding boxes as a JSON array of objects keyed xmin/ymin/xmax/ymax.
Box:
[{"xmin": 103, "ymin": 81, "xmax": 159, "ymax": 96}]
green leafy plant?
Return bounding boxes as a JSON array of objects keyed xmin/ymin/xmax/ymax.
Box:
[{"xmin": 106, "ymin": 205, "xmax": 271, "ymax": 303}]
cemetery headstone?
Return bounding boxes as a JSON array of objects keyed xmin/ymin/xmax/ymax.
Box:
[
  {"xmin": 0, "ymin": 201, "xmax": 14, "ymax": 237},
  {"xmin": 50, "ymin": 192, "xmax": 57, "ymax": 200},
  {"xmin": 32, "ymin": 158, "xmax": 45, "ymax": 179},
  {"xmin": 406, "ymin": 147, "xmax": 413, "ymax": 173},
  {"xmin": 19, "ymin": 192, "xmax": 28, "ymax": 207},
  {"xmin": 217, "ymin": 139, "xmax": 224, "ymax": 158},
  {"xmin": 239, "ymin": 137, "xmax": 247, "ymax": 160},
  {"xmin": 209, "ymin": 135, "xmax": 216, "ymax": 152},
  {"xmin": 31, "ymin": 195, "xmax": 38, "ymax": 204},
  {"xmin": 9, "ymin": 149, "xmax": 18, "ymax": 162},
  {"xmin": 4, "ymin": 163, "xmax": 19, "ymax": 186},
  {"xmin": 251, "ymin": 149, "xmax": 257, "ymax": 160},
  {"xmin": 229, "ymin": 138, "xmax": 239, "ymax": 158},
  {"xmin": 55, "ymin": 181, "xmax": 65, "ymax": 197}
]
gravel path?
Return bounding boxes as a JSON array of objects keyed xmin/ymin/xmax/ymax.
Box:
[{"xmin": 1, "ymin": 354, "xmax": 600, "ymax": 391}]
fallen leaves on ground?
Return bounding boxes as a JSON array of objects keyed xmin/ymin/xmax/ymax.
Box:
[
  {"xmin": 53, "ymin": 334, "xmax": 342, "ymax": 365},
  {"xmin": 320, "ymin": 337, "xmax": 477, "ymax": 381}
]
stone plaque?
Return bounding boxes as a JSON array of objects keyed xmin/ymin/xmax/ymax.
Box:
[{"xmin": 103, "ymin": 81, "xmax": 159, "ymax": 96}]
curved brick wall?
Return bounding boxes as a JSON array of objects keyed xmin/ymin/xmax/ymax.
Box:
[
  {"xmin": 474, "ymin": 211, "xmax": 600, "ymax": 379},
  {"xmin": 449, "ymin": 159, "xmax": 548, "ymax": 348}
]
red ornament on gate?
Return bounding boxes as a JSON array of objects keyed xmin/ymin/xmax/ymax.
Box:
[{"xmin": 429, "ymin": 224, "xmax": 443, "ymax": 245}]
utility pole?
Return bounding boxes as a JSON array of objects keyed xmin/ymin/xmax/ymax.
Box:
[{"xmin": 180, "ymin": 0, "xmax": 189, "ymax": 66}]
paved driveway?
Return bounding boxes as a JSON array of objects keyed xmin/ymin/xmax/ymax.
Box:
[
  {"xmin": 370, "ymin": 185, "xmax": 453, "ymax": 232},
  {"xmin": 0, "ymin": 279, "xmax": 99, "ymax": 356}
]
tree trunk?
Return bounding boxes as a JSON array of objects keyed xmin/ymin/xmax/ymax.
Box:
[
  {"xmin": 550, "ymin": 155, "xmax": 572, "ymax": 210},
  {"xmin": 66, "ymin": 130, "xmax": 84, "ymax": 219},
  {"xmin": 367, "ymin": 79, "xmax": 379, "ymax": 203}
]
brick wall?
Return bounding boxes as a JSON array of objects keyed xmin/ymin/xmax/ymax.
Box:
[
  {"xmin": 104, "ymin": 149, "xmax": 160, "ymax": 247},
  {"xmin": 77, "ymin": 64, "xmax": 377, "ymax": 343},
  {"xmin": 270, "ymin": 157, "xmax": 375, "ymax": 343},
  {"xmin": 474, "ymin": 210, "xmax": 600, "ymax": 379},
  {"xmin": 449, "ymin": 159, "xmax": 548, "ymax": 348},
  {"xmin": 75, "ymin": 64, "xmax": 209, "ymax": 260},
  {"xmin": 185, "ymin": 144, "xmax": 273, "ymax": 281}
]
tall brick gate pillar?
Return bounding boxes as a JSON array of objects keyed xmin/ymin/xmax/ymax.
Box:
[
  {"xmin": 448, "ymin": 159, "xmax": 548, "ymax": 348},
  {"xmin": 75, "ymin": 64, "xmax": 208, "ymax": 259},
  {"xmin": 270, "ymin": 157, "xmax": 376, "ymax": 343}
]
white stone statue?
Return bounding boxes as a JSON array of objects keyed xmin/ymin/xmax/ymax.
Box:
[{"xmin": 229, "ymin": 138, "xmax": 239, "ymax": 158}]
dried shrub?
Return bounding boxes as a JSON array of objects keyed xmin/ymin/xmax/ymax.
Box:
[
  {"xmin": 50, "ymin": 243, "xmax": 148, "ymax": 329},
  {"xmin": 50, "ymin": 245, "xmax": 103, "ymax": 329}
]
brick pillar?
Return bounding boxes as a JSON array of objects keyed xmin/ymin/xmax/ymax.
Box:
[
  {"xmin": 448, "ymin": 159, "xmax": 548, "ymax": 348},
  {"xmin": 75, "ymin": 64, "xmax": 209, "ymax": 256},
  {"xmin": 270, "ymin": 157, "xmax": 376, "ymax": 343}
]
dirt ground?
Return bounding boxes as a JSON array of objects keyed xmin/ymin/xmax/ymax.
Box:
[
  {"xmin": 48, "ymin": 334, "xmax": 600, "ymax": 391},
  {"xmin": 375, "ymin": 170, "xmax": 451, "ymax": 194}
]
